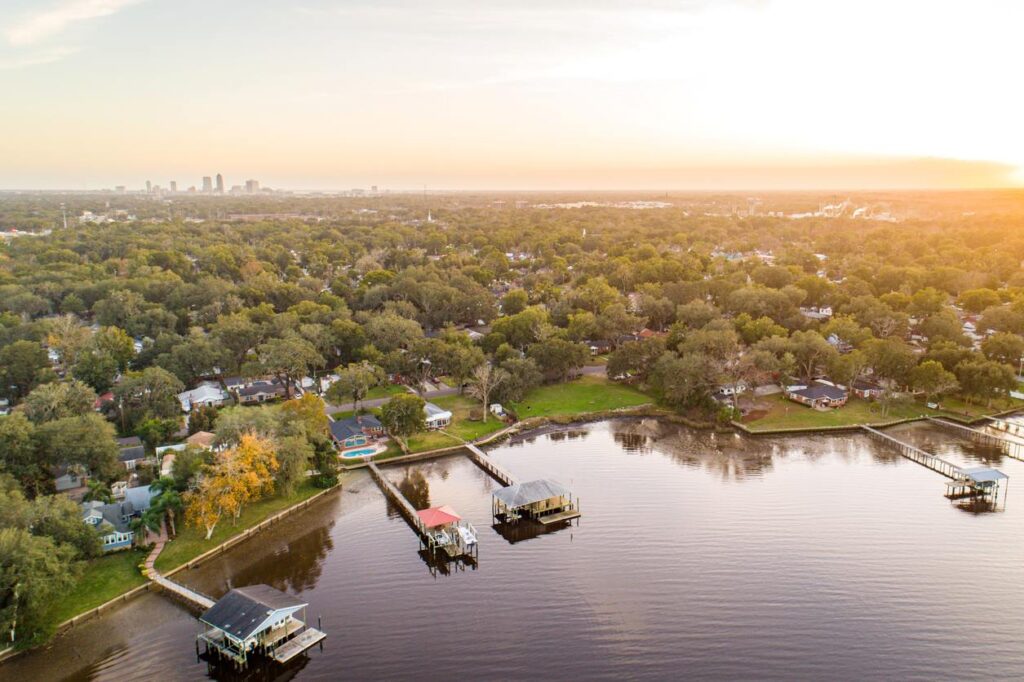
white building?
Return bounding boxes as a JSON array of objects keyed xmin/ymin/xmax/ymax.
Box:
[
  {"xmin": 424, "ymin": 402, "xmax": 453, "ymax": 429},
  {"xmin": 177, "ymin": 381, "xmax": 229, "ymax": 412}
]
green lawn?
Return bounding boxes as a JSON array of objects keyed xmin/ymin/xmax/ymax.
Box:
[
  {"xmin": 744, "ymin": 394, "xmax": 930, "ymax": 431},
  {"xmin": 365, "ymin": 384, "xmax": 409, "ymax": 400},
  {"xmin": 743, "ymin": 391, "xmax": 1024, "ymax": 432},
  {"xmin": 509, "ymin": 375, "xmax": 653, "ymax": 419},
  {"xmin": 432, "ymin": 394, "xmax": 508, "ymax": 441},
  {"xmin": 406, "ymin": 429, "xmax": 461, "ymax": 453},
  {"xmin": 43, "ymin": 549, "xmax": 149, "ymax": 630},
  {"xmin": 155, "ymin": 479, "xmax": 325, "ymax": 572}
]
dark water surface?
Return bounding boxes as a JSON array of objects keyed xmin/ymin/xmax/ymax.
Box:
[{"xmin": 9, "ymin": 419, "xmax": 1024, "ymax": 680}]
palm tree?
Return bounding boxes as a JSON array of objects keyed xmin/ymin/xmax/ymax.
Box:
[
  {"xmin": 83, "ymin": 480, "xmax": 114, "ymax": 504},
  {"xmin": 149, "ymin": 476, "xmax": 183, "ymax": 537}
]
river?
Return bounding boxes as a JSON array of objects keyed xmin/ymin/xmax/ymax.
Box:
[{"xmin": 8, "ymin": 418, "xmax": 1024, "ymax": 680}]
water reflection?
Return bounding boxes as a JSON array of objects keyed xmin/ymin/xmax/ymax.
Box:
[
  {"xmin": 229, "ymin": 523, "xmax": 335, "ymax": 594},
  {"xmin": 390, "ymin": 470, "xmax": 431, "ymax": 516},
  {"xmin": 490, "ymin": 519, "xmax": 575, "ymax": 545},
  {"xmin": 416, "ymin": 548, "xmax": 478, "ymax": 578},
  {"xmin": 608, "ymin": 419, "xmax": 777, "ymax": 480}
]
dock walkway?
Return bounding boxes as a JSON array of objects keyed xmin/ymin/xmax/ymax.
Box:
[
  {"xmin": 151, "ymin": 573, "xmax": 215, "ymax": 611},
  {"xmin": 367, "ymin": 462, "xmax": 426, "ymax": 535},
  {"xmin": 465, "ymin": 442, "xmax": 517, "ymax": 486},
  {"xmin": 927, "ymin": 417, "xmax": 1024, "ymax": 460},
  {"xmin": 861, "ymin": 425, "xmax": 963, "ymax": 479}
]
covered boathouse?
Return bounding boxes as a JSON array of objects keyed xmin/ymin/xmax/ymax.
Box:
[
  {"xmin": 492, "ymin": 479, "xmax": 581, "ymax": 525},
  {"xmin": 416, "ymin": 505, "xmax": 479, "ymax": 558},
  {"xmin": 197, "ymin": 585, "xmax": 325, "ymax": 669}
]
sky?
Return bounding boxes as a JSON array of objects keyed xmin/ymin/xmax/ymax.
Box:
[{"xmin": 0, "ymin": 0, "xmax": 1022, "ymax": 191}]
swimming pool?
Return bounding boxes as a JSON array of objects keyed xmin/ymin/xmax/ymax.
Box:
[{"xmin": 342, "ymin": 447, "xmax": 378, "ymax": 458}]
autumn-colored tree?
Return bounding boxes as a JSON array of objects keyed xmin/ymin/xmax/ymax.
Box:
[{"xmin": 280, "ymin": 392, "xmax": 329, "ymax": 438}]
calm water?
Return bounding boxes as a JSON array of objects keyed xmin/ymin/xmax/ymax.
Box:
[{"xmin": 9, "ymin": 419, "xmax": 1024, "ymax": 680}]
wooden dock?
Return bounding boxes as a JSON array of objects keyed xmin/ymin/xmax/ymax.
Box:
[
  {"xmin": 927, "ymin": 417, "xmax": 1024, "ymax": 461},
  {"xmin": 151, "ymin": 573, "xmax": 215, "ymax": 612},
  {"xmin": 271, "ymin": 628, "xmax": 326, "ymax": 663},
  {"xmin": 465, "ymin": 443, "xmax": 517, "ymax": 486},
  {"xmin": 536, "ymin": 509, "xmax": 582, "ymax": 525},
  {"xmin": 861, "ymin": 425, "xmax": 963, "ymax": 479},
  {"xmin": 367, "ymin": 462, "xmax": 426, "ymax": 535}
]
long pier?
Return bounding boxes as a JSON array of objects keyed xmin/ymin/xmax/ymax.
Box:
[
  {"xmin": 988, "ymin": 415, "xmax": 1024, "ymax": 436},
  {"xmin": 860, "ymin": 425, "xmax": 963, "ymax": 479},
  {"xmin": 465, "ymin": 443, "xmax": 517, "ymax": 487},
  {"xmin": 926, "ymin": 417, "xmax": 1024, "ymax": 461},
  {"xmin": 367, "ymin": 462, "xmax": 426, "ymax": 536}
]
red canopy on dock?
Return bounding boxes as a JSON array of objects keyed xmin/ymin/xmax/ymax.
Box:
[{"xmin": 416, "ymin": 505, "xmax": 461, "ymax": 528}]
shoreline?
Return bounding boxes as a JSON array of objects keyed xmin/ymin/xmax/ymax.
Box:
[{"xmin": 6, "ymin": 401, "xmax": 1019, "ymax": 663}]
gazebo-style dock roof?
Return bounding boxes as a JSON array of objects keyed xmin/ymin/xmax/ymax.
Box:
[
  {"xmin": 492, "ymin": 479, "xmax": 580, "ymax": 525},
  {"xmin": 198, "ymin": 585, "xmax": 325, "ymax": 669}
]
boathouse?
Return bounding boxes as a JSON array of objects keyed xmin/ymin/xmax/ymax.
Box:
[
  {"xmin": 492, "ymin": 479, "xmax": 580, "ymax": 525},
  {"xmin": 946, "ymin": 467, "xmax": 1009, "ymax": 500},
  {"xmin": 198, "ymin": 585, "xmax": 325, "ymax": 668},
  {"xmin": 416, "ymin": 505, "xmax": 478, "ymax": 557}
]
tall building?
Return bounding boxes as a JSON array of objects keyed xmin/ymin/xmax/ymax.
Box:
[
  {"xmin": 202, "ymin": 176, "xmax": 213, "ymax": 193},
  {"xmin": 169, "ymin": 181, "xmax": 177, "ymax": 193},
  {"xmin": 215, "ymin": 173, "xmax": 224, "ymax": 194},
  {"xmin": 245, "ymin": 179, "xmax": 260, "ymax": 193},
  {"xmin": 145, "ymin": 180, "xmax": 152, "ymax": 193}
]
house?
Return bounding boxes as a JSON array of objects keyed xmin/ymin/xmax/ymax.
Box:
[
  {"xmin": 424, "ymin": 402, "xmax": 453, "ymax": 429},
  {"xmin": 52, "ymin": 464, "xmax": 88, "ymax": 498},
  {"xmin": 801, "ymin": 306, "xmax": 834, "ymax": 321},
  {"xmin": 784, "ymin": 382, "xmax": 849, "ymax": 409},
  {"xmin": 186, "ymin": 431, "xmax": 216, "ymax": 449},
  {"xmin": 235, "ymin": 380, "xmax": 288, "ymax": 405},
  {"xmin": 223, "ymin": 376, "xmax": 249, "ymax": 392},
  {"xmin": 586, "ymin": 339, "xmax": 612, "ymax": 355},
  {"xmin": 851, "ymin": 379, "xmax": 884, "ymax": 400},
  {"xmin": 93, "ymin": 391, "xmax": 114, "ymax": 411},
  {"xmin": 329, "ymin": 414, "xmax": 384, "ymax": 450},
  {"xmin": 118, "ymin": 444, "xmax": 149, "ymax": 471},
  {"xmin": 81, "ymin": 485, "xmax": 155, "ymax": 552},
  {"xmin": 177, "ymin": 382, "xmax": 229, "ymax": 412}
]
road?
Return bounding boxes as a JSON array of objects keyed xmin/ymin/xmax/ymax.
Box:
[{"xmin": 325, "ymin": 385, "xmax": 460, "ymax": 414}]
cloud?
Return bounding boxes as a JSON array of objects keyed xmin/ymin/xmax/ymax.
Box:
[
  {"xmin": 0, "ymin": 46, "xmax": 77, "ymax": 69},
  {"xmin": 5, "ymin": 0, "xmax": 143, "ymax": 47}
]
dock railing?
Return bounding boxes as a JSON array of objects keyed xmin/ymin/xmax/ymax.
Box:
[{"xmin": 861, "ymin": 425, "xmax": 963, "ymax": 479}]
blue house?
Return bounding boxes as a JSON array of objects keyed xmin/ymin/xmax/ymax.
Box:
[
  {"xmin": 329, "ymin": 415, "xmax": 385, "ymax": 450},
  {"xmin": 81, "ymin": 485, "xmax": 156, "ymax": 551}
]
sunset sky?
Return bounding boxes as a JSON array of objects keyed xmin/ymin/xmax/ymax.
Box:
[{"xmin": 1, "ymin": 0, "xmax": 1022, "ymax": 191}]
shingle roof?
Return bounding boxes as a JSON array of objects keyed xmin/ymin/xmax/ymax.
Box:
[
  {"xmin": 329, "ymin": 415, "xmax": 382, "ymax": 440},
  {"xmin": 118, "ymin": 445, "xmax": 146, "ymax": 462},
  {"xmin": 200, "ymin": 585, "xmax": 306, "ymax": 641},
  {"xmin": 493, "ymin": 479, "xmax": 570, "ymax": 508},
  {"xmin": 790, "ymin": 383, "xmax": 847, "ymax": 401}
]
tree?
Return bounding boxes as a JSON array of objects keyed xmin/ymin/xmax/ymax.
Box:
[
  {"xmin": 981, "ymin": 332, "xmax": 1024, "ymax": 368},
  {"xmin": 607, "ymin": 337, "xmax": 666, "ymax": 381},
  {"xmin": 494, "ymin": 357, "xmax": 543, "ymax": 404},
  {"xmin": 36, "ymin": 414, "xmax": 120, "ymax": 482},
  {"xmin": 30, "ymin": 493, "xmax": 103, "ymax": 559},
  {"xmin": 363, "ymin": 313, "xmax": 424, "ymax": 353},
  {"xmin": 116, "ymin": 367, "xmax": 185, "ymax": 421},
  {"xmin": 380, "ymin": 394, "xmax": 426, "ymax": 439},
  {"xmin": 468, "ymin": 363, "xmax": 509, "ymax": 422},
  {"xmin": 45, "ymin": 314, "xmax": 90, "ymax": 368},
  {"xmin": 188, "ymin": 403, "xmax": 219, "ymax": 434},
  {"xmin": 251, "ymin": 336, "xmax": 324, "ymax": 398},
  {"xmin": 149, "ymin": 477, "xmax": 184, "ymax": 536},
  {"xmin": 788, "ymin": 330, "xmax": 838, "ymax": 383},
  {"xmin": 0, "ymin": 340, "xmax": 51, "ymax": 403},
  {"xmin": 279, "ymin": 393, "xmax": 329, "ymax": 438},
  {"xmin": 958, "ymin": 288, "xmax": 1001, "ymax": 314},
  {"xmin": 910, "ymin": 360, "xmax": 959, "ymax": 404},
  {"xmin": 827, "ymin": 349, "xmax": 868, "ymax": 388},
  {"xmin": 0, "ymin": 414, "xmax": 46, "ymax": 497},
  {"xmin": 83, "ymin": 480, "xmax": 114, "ymax": 504},
  {"xmin": 135, "ymin": 418, "xmax": 180, "ymax": 451},
  {"xmin": 71, "ymin": 350, "xmax": 119, "ymax": 394},
  {"xmin": 89, "ymin": 326, "xmax": 136, "ymax": 372},
  {"xmin": 650, "ymin": 352, "xmax": 718, "ymax": 409},
  {"xmin": 21, "ymin": 380, "xmax": 97, "ymax": 424},
  {"xmin": 0, "ymin": 528, "xmax": 78, "ymax": 645},
  {"xmin": 864, "ymin": 338, "xmax": 916, "ymax": 388},
  {"xmin": 527, "ymin": 338, "xmax": 589, "ymax": 383},
  {"xmin": 310, "ymin": 435, "xmax": 339, "ymax": 488},
  {"xmin": 956, "ymin": 358, "xmax": 1017, "ymax": 407},
  {"xmin": 275, "ymin": 435, "xmax": 313, "ymax": 496},
  {"xmin": 326, "ymin": 362, "xmax": 385, "ymax": 411},
  {"xmin": 501, "ymin": 289, "xmax": 529, "ymax": 316}
]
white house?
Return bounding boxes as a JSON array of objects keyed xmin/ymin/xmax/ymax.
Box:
[
  {"xmin": 424, "ymin": 402, "xmax": 453, "ymax": 429},
  {"xmin": 177, "ymin": 381, "xmax": 229, "ymax": 412}
]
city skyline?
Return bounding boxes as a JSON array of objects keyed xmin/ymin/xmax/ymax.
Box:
[{"xmin": 1, "ymin": 0, "xmax": 1023, "ymax": 190}]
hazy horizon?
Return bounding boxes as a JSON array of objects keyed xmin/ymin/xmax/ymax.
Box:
[{"xmin": 2, "ymin": 0, "xmax": 1022, "ymax": 190}]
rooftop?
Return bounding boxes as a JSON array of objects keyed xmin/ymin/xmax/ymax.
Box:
[
  {"xmin": 493, "ymin": 479, "xmax": 570, "ymax": 508},
  {"xmin": 200, "ymin": 585, "xmax": 307, "ymax": 642}
]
